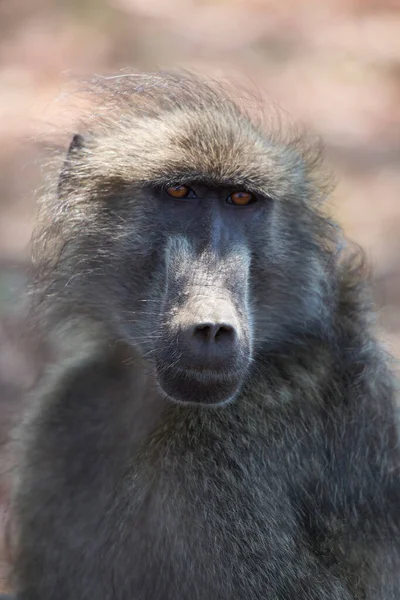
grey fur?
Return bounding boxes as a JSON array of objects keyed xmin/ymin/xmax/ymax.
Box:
[{"xmin": 9, "ymin": 71, "xmax": 400, "ymax": 599}]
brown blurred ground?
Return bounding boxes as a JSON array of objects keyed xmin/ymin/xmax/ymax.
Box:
[{"xmin": 0, "ymin": 0, "xmax": 400, "ymax": 591}]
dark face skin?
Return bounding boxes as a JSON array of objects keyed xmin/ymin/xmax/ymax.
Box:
[
  {"xmin": 107, "ymin": 181, "xmax": 265, "ymax": 406},
  {"xmin": 149, "ymin": 183, "xmax": 258, "ymax": 406},
  {"xmin": 96, "ymin": 174, "xmax": 330, "ymax": 407}
]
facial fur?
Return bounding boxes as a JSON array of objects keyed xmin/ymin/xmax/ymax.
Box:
[{"xmin": 32, "ymin": 72, "xmax": 337, "ymax": 406}]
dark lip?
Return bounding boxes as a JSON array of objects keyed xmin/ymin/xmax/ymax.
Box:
[
  {"xmin": 154, "ymin": 350, "xmax": 250, "ymax": 380},
  {"xmin": 172, "ymin": 365, "xmax": 239, "ymax": 381},
  {"xmin": 155, "ymin": 362, "xmax": 246, "ymax": 406}
]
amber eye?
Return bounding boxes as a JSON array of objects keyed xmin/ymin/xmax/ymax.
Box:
[
  {"xmin": 166, "ymin": 185, "xmax": 192, "ymax": 199},
  {"xmin": 227, "ymin": 191, "xmax": 256, "ymax": 206}
]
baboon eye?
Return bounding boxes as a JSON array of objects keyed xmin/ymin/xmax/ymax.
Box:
[
  {"xmin": 227, "ymin": 191, "xmax": 257, "ymax": 206},
  {"xmin": 166, "ymin": 185, "xmax": 195, "ymax": 199}
]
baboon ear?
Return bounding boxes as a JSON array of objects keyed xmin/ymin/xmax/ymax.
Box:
[
  {"xmin": 67, "ymin": 133, "xmax": 85, "ymax": 154},
  {"xmin": 57, "ymin": 134, "xmax": 85, "ymax": 197}
]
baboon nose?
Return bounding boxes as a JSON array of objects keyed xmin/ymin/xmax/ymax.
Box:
[
  {"xmin": 182, "ymin": 321, "xmax": 238, "ymax": 369},
  {"xmin": 193, "ymin": 323, "xmax": 235, "ymax": 345}
]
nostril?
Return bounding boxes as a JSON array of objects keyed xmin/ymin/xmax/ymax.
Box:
[
  {"xmin": 194, "ymin": 324, "xmax": 213, "ymax": 343},
  {"xmin": 214, "ymin": 325, "xmax": 235, "ymax": 342},
  {"xmin": 193, "ymin": 323, "xmax": 236, "ymax": 344}
]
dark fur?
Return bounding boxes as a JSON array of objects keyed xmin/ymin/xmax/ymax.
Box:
[{"xmin": 10, "ymin": 72, "xmax": 400, "ymax": 599}]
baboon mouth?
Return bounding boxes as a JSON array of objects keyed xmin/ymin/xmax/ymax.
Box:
[{"xmin": 156, "ymin": 365, "xmax": 244, "ymax": 406}]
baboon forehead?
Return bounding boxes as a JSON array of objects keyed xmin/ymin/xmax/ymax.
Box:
[
  {"xmin": 75, "ymin": 72, "xmax": 326, "ymax": 198},
  {"xmin": 88, "ymin": 107, "xmax": 306, "ymax": 196}
]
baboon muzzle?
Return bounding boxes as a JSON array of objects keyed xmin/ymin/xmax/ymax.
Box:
[{"xmin": 154, "ymin": 238, "xmax": 252, "ymax": 405}]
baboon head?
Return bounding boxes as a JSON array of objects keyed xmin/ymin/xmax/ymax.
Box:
[{"xmin": 36, "ymin": 72, "xmax": 336, "ymax": 406}]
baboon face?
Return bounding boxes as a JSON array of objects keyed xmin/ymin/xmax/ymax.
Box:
[
  {"xmin": 135, "ymin": 183, "xmax": 255, "ymax": 406},
  {"xmin": 53, "ymin": 81, "xmax": 332, "ymax": 406}
]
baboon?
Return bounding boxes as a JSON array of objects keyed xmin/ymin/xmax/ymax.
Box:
[{"xmin": 8, "ymin": 72, "xmax": 400, "ymax": 599}]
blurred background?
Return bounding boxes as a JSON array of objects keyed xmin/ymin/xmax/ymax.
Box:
[{"xmin": 0, "ymin": 0, "xmax": 400, "ymax": 590}]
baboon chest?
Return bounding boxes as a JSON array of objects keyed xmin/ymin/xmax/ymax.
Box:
[{"xmin": 89, "ymin": 428, "xmax": 303, "ymax": 597}]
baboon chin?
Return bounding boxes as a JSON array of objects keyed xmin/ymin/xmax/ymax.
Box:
[{"xmin": 9, "ymin": 71, "xmax": 400, "ymax": 600}]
